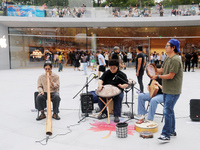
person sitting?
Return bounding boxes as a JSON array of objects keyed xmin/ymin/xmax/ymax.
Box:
[
  {"xmin": 36, "ymin": 63, "xmax": 61, "ymax": 121},
  {"xmin": 137, "ymin": 65, "xmax": 163, "ymax": 122},
  {"xmin": 97, "ymin": 59, "xmax": 128, "ymax": 123}
]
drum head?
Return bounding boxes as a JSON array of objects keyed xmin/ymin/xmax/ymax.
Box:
[
  {"xmin": 96, "ymin": 84, "xmax": 121, "ymax": 98},
  {"xmin": 146, "ymin": 63, "xmax": 157, "ymax": 78}
]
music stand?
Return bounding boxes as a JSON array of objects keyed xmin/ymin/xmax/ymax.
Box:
[
  {"xmin": 123, "ymin": 88, "xmax": 131, "ymax": 108},
  {"xmin": 73, "ymin": 74, "xmax": 97, "ymax": 123}
]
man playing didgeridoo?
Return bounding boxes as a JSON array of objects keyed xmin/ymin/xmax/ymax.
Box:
[
  {"xmin": 152, "ymin": 39, "xmax": 183, "ymax": 143},
  {"xmin": 36, "ymin": 63, "xmax": 61, "ymax": 121},
  {"xmin": 97, "ymin": 59, "xmax": 128, "ymax": 123}
]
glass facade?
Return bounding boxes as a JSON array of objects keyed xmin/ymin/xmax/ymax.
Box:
[{"xmin": 8, "ymin": 26, "xmax": 200, "ymax": 69}]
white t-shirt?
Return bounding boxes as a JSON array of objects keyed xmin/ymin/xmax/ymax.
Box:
[
  {"xmin": 127, "ymin": 52, "xmax": 132, "ymax": 59},
  {"xmin": 161, "ymin": 54, "xmax": 166, "ymax": 61}
]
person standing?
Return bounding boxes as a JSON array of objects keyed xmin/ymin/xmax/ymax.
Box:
[
  {"xmin": 191, "ymin": 51, "xmax": 198, "ymax": 72},
  {"xmin": 90, "ymin": 53, "xmax": 95, "ymax": 72},
  {"xmin": 54, "ymin": 52, "xmax": 58, "ymax": 67},
  {"xmin": 161, "ymin": 52, "xmax": 166, "ymax": 64},
  {"xmin": 127, "ymin": 51, "xmax": 132, "ymax": 67},
  {"xmin": 42, "ymin": 3, "xmax": 47, "ymax": 17},
  {"xmin": 136, "ymin": 45, "xmax": 145, "ymax": 93},
  {"xmin": 104, "ymin": 51, "xmax": 109, "ymax": 67},
  {"xmin": 58, "ymin": 52, "xmax": 63, "ymax": 72},
  {"xmin": 96, "ymin": 51, "xmax": 106, "ymax": 77},
  {"xmin": 81, "ymin": 53, "xmax": 88, "ymax": 75},
  {"xmin": 152, "ymin": 39, "xmax": 183, "ymax": 143},
  {"xmin": 2, "ymin": 0, "xmax": 7, "ymax": 16},
  {"xmin": 111, "ymin": 46, "xmax": 125, "ymax": 69},
  {"xmin": 185, "ymin": 52, "xmax": 192, "ymax": 72}
]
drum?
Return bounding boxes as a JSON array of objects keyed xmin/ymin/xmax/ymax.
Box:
[
  {"xmin": 146, "ymin": 63, "xmax": 159, "ymax": 98},
  {"xmin": 146, "ymin": 63, "xmax": 157, "ymax": 78},
  {"xmin": 96, "ymin": 84, "xmax": 121, "ymax": 98},
  {"xmin": 149, "ymin": 80, "xmax": 159, "ymax": 98},
  {"xmin": 96, "ymin": 85, "xmax": 121, "ymax": 115},
  {"xmin": 135, "ymin": 121, "xmax": 158, "ymax": 133}
]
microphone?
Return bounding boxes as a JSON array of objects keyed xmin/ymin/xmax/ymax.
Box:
[
  {"xmin": 93, "ymin": 74, "xmax": 98, "ymax": 79},
  {"xmin": 112, "ymin": 74, "xmax": 118, "ymax": 80}
]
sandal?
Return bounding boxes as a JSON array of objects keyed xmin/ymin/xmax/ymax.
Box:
[
  {"xmin": 36, "ymin": 113, "xmax": 46, "ymax": 121},
  {"xmin": 52, "ymin": 113, "xmax": 61, "ymax": 120}
]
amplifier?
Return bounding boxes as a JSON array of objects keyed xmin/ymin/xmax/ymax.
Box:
[
  {"xmin": 190, "ymin": 99, "xmax": 200, "ymax": 121},
  {"xmin": 80, "ymin": 93, "xmax": 94, "ymax": 113}
]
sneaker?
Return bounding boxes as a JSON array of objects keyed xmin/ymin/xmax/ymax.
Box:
[
  {"xmin": 52, "ymin": 113, "xmax": 61, "ymax": 120},
  {"xmin": 170, "ymin": 132, "xmax": 177, "ymax": 136},
  {"xmin": 114, "ymin": 117, "xmax": 120, "ymax": 123},
  {"xmin": 97, "ymin": 113, "xmax": 108, "ymax": 119},
  {"xmin": 95, "ymin": 107, "xmax": 101, "ymax": 113},
  {"xmin": 157, "ymin": 135, "xmax": 170, "ymax": 143},
  {"xmin": 36, "ymin": 113, "xmax": 46, "ymax": 121}
]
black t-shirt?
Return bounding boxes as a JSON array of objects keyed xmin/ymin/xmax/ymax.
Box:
[
  {"xmin": 136, "ymin": 52, "xmax": 145, "ymax": 74},
  {"xmin": 100, "ymin": 69, "xmax": 128, "ymax": 91},
  {"xmin": 77, "ymin": 12, "xmax": 82, "ymax": 18},
  {"xmin": 148, "ymin": 79, "xmax": 163, "ymax": 95},
  {"xmin": 111, "ymin": 52, "xmax": 119, "ymax": 60},
  {"xmin": 185, "ymin": 53, "xmax": 192, "ymax": 61},
  {"xmin": 192, "ymin": 53, "xmax": 198, "ymax": 62}
]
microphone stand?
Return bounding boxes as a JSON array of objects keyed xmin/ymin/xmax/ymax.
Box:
[
  {"xmin": 73, "ymin": 74, "xmax": 98, "ymax": 123},
  {"xmin": 115, "ymin": 75, "xmax": 143, "ymax": 121},
  {"xmin": 73, "ymin": 75, "xmax": 97, "ymax": 99}
]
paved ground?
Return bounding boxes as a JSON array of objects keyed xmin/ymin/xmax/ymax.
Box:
[{"xmin": 0, "ymin": 66, "xmax": 200, "ymax": 150}]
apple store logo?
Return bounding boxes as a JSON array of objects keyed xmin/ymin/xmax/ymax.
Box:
[{"xmin": 0, "ymin": 36, "xmax": 7, "ymax": 48}]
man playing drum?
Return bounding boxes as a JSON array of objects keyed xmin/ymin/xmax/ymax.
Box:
[
  {"xmin": 137, "ymin": 65, "xmax": 163, "ymax": 122},
  {"xmin": 97, "ymin": 59, "xmax": 128, "ymax": 123},
  {"xmin": 36, "ymin": 63, "xmax": 61, "ymax": 121},
  {"xmin": 152, "ymin": 39, "xmax": 183, "ymax": 143}
]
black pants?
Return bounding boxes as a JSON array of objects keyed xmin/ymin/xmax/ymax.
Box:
[
  {"xmin": 185, "ymin": 61, "xmax": 190, "ymax": 72},
  {"xmin": 137, "ymin": 75, "xmax": 144, "ymax": 93},
  {"xmin": 36, "ymin": 92, "xmax": 61, "ymax": 113}
]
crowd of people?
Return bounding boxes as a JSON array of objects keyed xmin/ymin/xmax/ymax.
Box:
[
  {"xmin": 50, "ymin": 4, "xmax": 86, "ymax": 18},
  {"xmin": 43, "ymin": 49, "xmax": 144, "ymax": 74},
  {"xmin": 43, "ymin": 47, "xmax": 200, "ymax": 75},
  {"xmin": 171, "ymin": 4, "xmax": 200, "ymax": 16},
  {"xmin": 2, "ymin": 1, "xmax": 200, "ymax": 17},
  {"xmin": 182, "ymin": 51, "xmax": 200, "ymax": 72}
]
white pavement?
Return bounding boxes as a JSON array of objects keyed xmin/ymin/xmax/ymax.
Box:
[{"xmin": 0, "ymin": 66, "xmax": 200, "ymax": 150}]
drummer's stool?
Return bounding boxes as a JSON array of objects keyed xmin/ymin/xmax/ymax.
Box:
[
  {"xmin": 146, "ymin": 102, "xmax": 164, "ymax": 122},
  {"xmin": 97, "ymin": 97, "xmax": 113, "ymax": 124}
]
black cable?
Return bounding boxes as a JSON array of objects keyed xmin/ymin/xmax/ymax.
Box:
[{"xmin": 35, "ymin": 123, "xmax": 81, "ymax": 145}]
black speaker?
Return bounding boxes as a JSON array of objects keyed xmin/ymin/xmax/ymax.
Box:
[
  {"xmin": 190, "ymin": 99, "xmax": 200, "ymax": 121},
  {"xmin": 80, "ymin": 93, "xmax": 94, "ymax": 113}
]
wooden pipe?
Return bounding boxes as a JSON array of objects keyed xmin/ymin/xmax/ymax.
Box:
[{"xmin": 46, "ymin": 72, "xmax": 52, "ymax": 135}]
